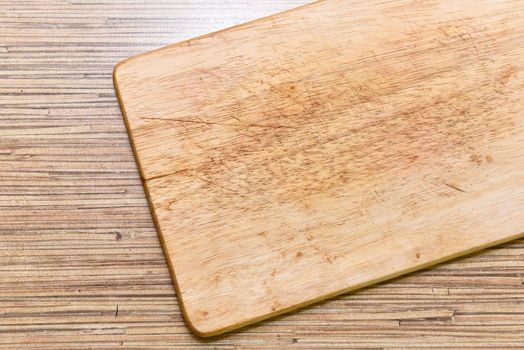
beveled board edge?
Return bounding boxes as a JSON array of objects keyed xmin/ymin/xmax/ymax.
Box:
[{"xmin": 112, "ymin": 0, "xmax": 524, "ymax": 337}]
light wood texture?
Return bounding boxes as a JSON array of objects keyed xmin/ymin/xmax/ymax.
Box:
[
  {"xmin": 114, "ymin": 0, "xmax": 524, "ymax": 337},
  {"xmin": 2, "ymin": 0, "xmax": 524, "ymax": 348}
]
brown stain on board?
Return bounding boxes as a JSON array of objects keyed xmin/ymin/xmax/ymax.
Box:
[
  {"xmin": 470, "ymin": 154, "xmax": 484, "ymax": 166},
  {"xmin": 157, "ymin": 62, "xmax": 520, "ymax": 215},
  {"xmin": 183, "ymin": 68, "xmax": 517, "ymax": 212}
]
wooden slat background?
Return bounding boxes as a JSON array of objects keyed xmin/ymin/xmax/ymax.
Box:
[{"xmin": 0, "ymin": 1, "xmax": 523, "ymax": 348}]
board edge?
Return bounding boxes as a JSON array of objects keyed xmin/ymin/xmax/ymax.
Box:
[
  {"xmin": 113, "ymin": 65, "xmax": 211, "ymax": 337},
  {"xmin": 198, "ymin": 230, "xmax": 524, "ymax": 337}
]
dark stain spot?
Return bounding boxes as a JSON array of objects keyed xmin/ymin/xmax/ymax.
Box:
[
  {"xmin": 202, "ymin": 311, "xmax": 209, "ymax": 317},
  {"xmin": 115, "ymin": 232, "xmax": 122, "ymax": 241},
  {"xmin": 292, "ymin": 338, "xmax": 298, "ymax": 343},
  {"xmin": 470, "ymin": 154, "xmax": 483, "ymax": 166},
  {"xmin": 289, "ymin": 85, "xmax": 296, "ymax": 91},
  {"xmin": 296, "ymin": 251, "xmax": 303, "ymax": 258},
  {"xmin": 408, "ymin": 154, "xmax": 419, "ymax": 163},
  {"xmin": 270, "ymin": 269, "xmax": 277, "ymax": 277},
  {"xmin": 485, "ymin": 155, "xmax": 493, "ymax": 163},
  {"xmin": 271, "ymin": 302, "xmax": 281, "ymax": 311},
  {"xmin": 115, "ymin": 304, "xmax": 119, "ymax": 318},
  {"xmin": 416, "ymin": 252, "xmax": 421, "ymax": 259}
]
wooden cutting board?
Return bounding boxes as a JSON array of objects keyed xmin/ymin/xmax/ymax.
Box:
[{"xmin": 113, "ymin": 0, "xmax": 524, "ymax": 337}]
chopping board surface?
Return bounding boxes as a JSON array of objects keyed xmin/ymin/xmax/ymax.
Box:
[{"xmin": 113, "ymin": 0, "xmax": 524, "ymax": 337}]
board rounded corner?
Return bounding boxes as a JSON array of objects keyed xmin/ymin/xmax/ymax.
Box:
[{"xmin": 112, "ymin": 59, "xmax": 129, "ymax": 90}]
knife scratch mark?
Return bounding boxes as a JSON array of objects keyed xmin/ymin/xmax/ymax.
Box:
[{"xmin": 443, "ymin": 182, "xmax": 466, "ymax": 193}]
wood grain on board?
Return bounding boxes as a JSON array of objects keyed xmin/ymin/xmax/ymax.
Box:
[
  {"xmin": 2, "ymin": 0, "xmax": 524, "ymax": 348},
  {"xmin": 114, "ymin": 0, "xmax": 524, "ymax": 336}
]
